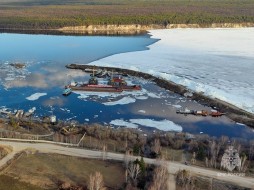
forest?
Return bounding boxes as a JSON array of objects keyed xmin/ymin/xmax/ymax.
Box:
[{"xmin": 0, "ymin": 0, "xmax": 253, "ymax": 29}]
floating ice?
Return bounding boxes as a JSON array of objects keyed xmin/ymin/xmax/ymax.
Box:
[
  {"xmin": 138, "ymin": 110, "xmax": 146, "ymax": 113},
  {"xmin": 147, "ymin": 92, "xmax": 160, "ymax": 98},
  {"xmin": 103, "ymin": 97, "xmax": 136, "ymax": 106},
  {"xmin": 110, "ymin": 119, "xmax": 138, "ymax": 128},
  {"xmin": 173, "ymin": 105, "xmax": 182, "ymax": 109},
  {"xmin": 89, "ymin": 28, "xmax": 254, "ymax": 114},
  {"xmin": 26, "ymin": 93, "xmax": 47, "ymax": 101},
  {"xmin": 236, "ymin": 122, "xmax": 246, "ymax": 126},
  {"xmin": 110, "ymin": 118, "xmax": 182, "ymax": 132},
  {"xmin": 129, "ymin": 119, "xmax": 182, "ymax": 132},
  {"xmin": 135, "ymin": 96, "xmax": 148, "ymax": 100}
]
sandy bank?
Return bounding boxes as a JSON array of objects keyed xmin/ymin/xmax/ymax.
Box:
[
  {"xmin": 1, "ymin": 23, "xmax": 254, "ymax": 35},
  {"xmin": 57, "ymin": 23, "xmax": 254, "ymax": 34}
]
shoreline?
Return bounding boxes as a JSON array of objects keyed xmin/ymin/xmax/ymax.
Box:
[
  {"xmin": 66, "ymin": 64, "xmax": 254, "ymax": 128},
  {"xmin": 1, "ymin": 22, "xmax": 254, "ymax": 35}
]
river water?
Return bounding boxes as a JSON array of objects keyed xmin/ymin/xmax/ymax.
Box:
[{"xmin": 0, "ymin": 32, "xmax": 253, "ymax": 140}]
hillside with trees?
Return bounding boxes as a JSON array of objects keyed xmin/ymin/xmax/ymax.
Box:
[{"xmin": 0, "ymin": 0, "xmax": 253, "ymax": 30}]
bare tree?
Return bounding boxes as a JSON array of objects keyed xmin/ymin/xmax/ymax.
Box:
[
  {"xmin": 89, "ymin": 171, "xmax": 106, "ymax": 190},
  {"xmin": 124, "ymin": 150, "xmax": 132, "ymax": 169},
  {"xmin": 127, "ymin": 162, "xmax": 141, "ymax": 183},
  {"xmin": 249, "ymin": 140, "xmax": 254, "ymax": 160},
  {"xmin": 191, "ymin": 152, "xmax": 196, "ymax": 165},
  {"xmin": 151, "ymin": 138, "xmax": 161, "ymax": 155},
  {"xmin": 148, "ymin": 165, "xmax": 168, "ymax": 190},
  {"xmin": 101, "ymin": 143, "xmax": 107, "ymax": 161},
  {"xmin": 205, "ymin": 157, "xmax": 209, "ymax": 167},
  {"xmin": 240, "ymin": 154, "xmax": 249, "ymax": 172},
  {"xmin": 209, "ymin": 140, "xmax": 221, "ymax": 168},
  {"xmin": 176, "ymin": 169, "xmax": 195, "ymax": 190},
  {"xmin": 220, "ymin": 136, "xmax": 229, "ymax": 145}
]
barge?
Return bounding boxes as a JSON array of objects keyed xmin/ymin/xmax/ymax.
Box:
[
  {"xmin": 176, "ymin": 108, "xmax": 225, "ymax": 117},
  {"xmin": 66, "ymin": 75, "xmax": 141, "ymax": 93},
  {"xmin": 210, "ymin": 111, "xmax": 225, "ymax": 117},
  {"xmin": 68, "ymin": 84, "xmax": 123, "ymax": 92}
]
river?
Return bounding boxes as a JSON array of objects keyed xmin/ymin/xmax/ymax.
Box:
[{"xmin": 0, "ymin": 32, "xmax": 253, "ymax": 140}]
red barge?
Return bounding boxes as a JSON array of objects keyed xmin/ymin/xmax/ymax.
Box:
[
  {"xmin": 65, "ymin": 75, "xmax": 141, "ymax": 93},
  {"xmin": 67, "ymin": 84, "xmax": 123, "ymax": 92}
]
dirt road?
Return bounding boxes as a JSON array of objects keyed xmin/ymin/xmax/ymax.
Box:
[{"xmin": 0, "ymin": 140, "xmax": 253, "ymax": 189}]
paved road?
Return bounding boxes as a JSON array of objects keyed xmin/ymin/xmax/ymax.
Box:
[{"xmin": 0, "ymin": 140, "xmax": 253, "ymax": 189}]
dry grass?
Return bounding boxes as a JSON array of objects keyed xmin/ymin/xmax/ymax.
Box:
[
  {"xmin": 4, "ymin": 153, "xmax": 125, "ymax": 189},
  {"xmin": 161, "ymin": 147, "xmax": 183, "ymax": 162},
  {"xmin": 81, "ymin": 135, "xmax": 126, "ymax": 153},
  {"xmin": 0, "ymin": 175, "xmax": 44, "ymax": 190}
]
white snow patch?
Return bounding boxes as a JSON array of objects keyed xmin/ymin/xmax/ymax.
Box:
[
  {"xmin": 173, "ymin": 105, "xmax": 182, "ymax": 108},
  {"xmin": 26, "ymin": 93, "xmax": 47, "ymax": 101},
  {"xmin": 236, "ymin": 122, "xmax": 246, "ymax": 126},
  {"xmin": 110, "ymin": 119, "xmax": 138, "ymax": 128},
  {"xmin": 147, "ymin": 92, "xmax": 160, "ymax": 98},
  {"xmin": 89, "ymin": 28, "xmax": 254, "ymax": 114},
  {"xmin": 138, "ymin": 110, "xmax": 146, "ymax": 113},
  {"xmin": 135, "ymin": 96, "xmax": 148, "ymax": 100},
  {"xmin": 129, "ymin": 119, "xmax": 182, "ymax": 132},
  {"xmin": 103, "ymin": 97, "xmax": 136, "ymax": 106}
]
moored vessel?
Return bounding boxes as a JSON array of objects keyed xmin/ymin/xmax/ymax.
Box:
[{"xmin": 63, "ymin": 88, "xmax": 72, "ymax": 96}]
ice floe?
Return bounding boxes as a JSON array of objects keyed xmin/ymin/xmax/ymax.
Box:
[
  {"xmin": 110, "ymin": 119, "xmax": 138, "ymax": 128},
  {"xmin": 110, "ymin": 118, "xmax": 182, "ymax": 132},
  {"xmin": 103, "ymin": 97, "xmax": 136, "ymax": 106},
  {"xmin": 26, "ymin": 93, "xmax": 47, "ymax": 101},
  {"xmin": 0, "ymin": 61, "xmax": 34, "ymax": 87},
  {"xmin": 172, "ymin": 105, "xmax": 182, "ymax": 109},
  {"xmin": 138, "ymin": 110, "xmax": 146, "ymax": 113},
  {"xmin": 89, "ymin": 28, "xmax": 254, "ymax": 114},
  {"xmin": 130, "ymin": 119, "xmax": 182, "ymax": 132}
]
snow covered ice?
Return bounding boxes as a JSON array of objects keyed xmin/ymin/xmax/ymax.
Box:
[
  {"xmin": 26, "ymin": 93, "xmax": 47, "ymax": 101},
  {"xmin": 110, "ymin": 118, "xmax": 182, "ymax": 132},
  {"xmin": 89, "ymin": 28, "xmax": 254, "ymax": 114}
]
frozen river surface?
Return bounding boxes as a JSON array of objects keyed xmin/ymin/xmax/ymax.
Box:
[
  {"xmin": 0, "ymin": 31, "xmax": 254, "ymax": 139},
  {"xmin": 90, "ymin": 28, "xmax": 254, "ymax": 114}
]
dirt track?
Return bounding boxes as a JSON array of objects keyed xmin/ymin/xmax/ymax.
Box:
[{"xmin": 0, "ymin": 140, "xmax": 253, "ymax": 189}]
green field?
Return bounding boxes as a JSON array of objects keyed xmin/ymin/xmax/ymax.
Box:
[{"xmin": 0, "ymin": 0, "xmax": 254, "ymax": 29}]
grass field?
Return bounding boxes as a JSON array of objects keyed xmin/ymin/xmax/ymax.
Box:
[
  {"xmin": 0, "ymin": 0, "xmax": 253, "ymax": 29},
  {"xmin": 0, "ymin": 175, "xmax": 44, "ymax": 190},
  {"xmin": 3, "ymin": 153, "xmax": 125, "ymax": 189}
]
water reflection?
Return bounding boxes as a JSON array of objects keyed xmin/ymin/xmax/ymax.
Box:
[{"xmin": 0, "ymin": 33, "xmax": 253, "ymax": 140}]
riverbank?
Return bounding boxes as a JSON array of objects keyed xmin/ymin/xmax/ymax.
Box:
[
  {"xmin": 57, "ymin": 23, "xmax": 254, "ymax": 34},
  {"xmin": 1, "ymin": 23, "xmax": 254, "ymax": 35},
  {"xmin": 66, "ymin": 64, "xmax": 254, "ymax": 128}
]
